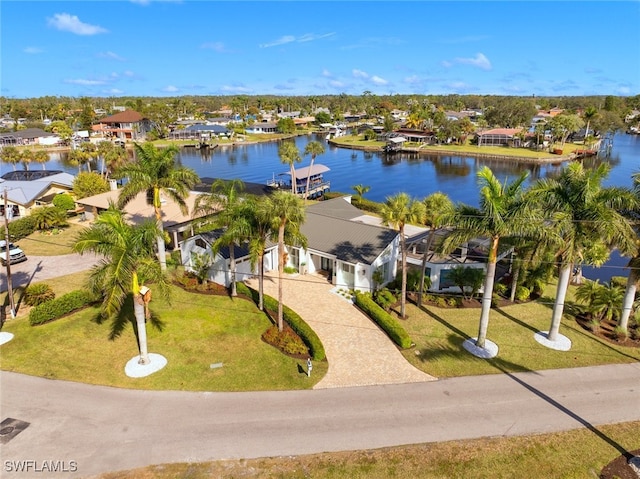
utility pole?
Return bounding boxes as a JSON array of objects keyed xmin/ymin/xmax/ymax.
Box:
[{"xmin": 3, "ymin": 189, "xmax": 16, "ymax": 318}]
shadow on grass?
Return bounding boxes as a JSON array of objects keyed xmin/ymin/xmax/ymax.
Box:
[
  {"xmin": 416, "ymin": 305, "xmax": 532, "ymax": 374},
  {"xmin": 493, "ymin": 307, "xmax": 539, "ymax": 334}
]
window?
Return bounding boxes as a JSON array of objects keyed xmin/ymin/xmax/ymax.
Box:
[
  {"xmin": 439, "ymin": 269, "xmax": 457, "ymax": 289},
  {"xmin": 343, "ymin": 263, "xmax": 355, "ymax": 275}
]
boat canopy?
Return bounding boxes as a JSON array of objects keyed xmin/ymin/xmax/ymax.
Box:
[{"xmin": 282, "ymin": 164, "xmax": 330, "ymax": 179}]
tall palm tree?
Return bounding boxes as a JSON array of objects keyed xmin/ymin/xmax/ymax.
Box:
[
  {"xmin": 19, "ymin": 149, "xmax": 33, "ymax": 171},
  {"xmin": 0, "ymin": 146, "xmax": 21, "ymax": 171},
  {"xmin": 266, "ymin": 190, "xmax": 307, "ymax": 331},
  {"xmin": 303, "ymin": 141, "xmax": 325, "ymax": 200},
  {"xmin": 116, "ymin": 142, "xmax": 200, "ymax": 271},
  {"xmin": 278, "ymin": 141, "xmax": 302, "ymax": 195},
  {"xmin": 619, "ymin": 172, "xmax": 640, "ymax": 332},
  {"xmin": 193, "ymin": 179, "xmax": 246, "ymax": 296},
  {"xmin": 97, "ymin": 140, "xmax": 127, "ymax": 178},
  {"xmin": 443, "ymin": 167, "xmax": 534, "ymax": 350},
  {"xmin": 529, "ymin": 162, "xmax": 637, "ymax": 344},
  {"xmin": 418, "ymin": 192, "xmax": 454, "ymax": 305},
  {"xmin": 73, "ymin": 208, "xmax": 170, "ymax": 365},
  {"xmin": 32, "ymin": 150, "xmax": 49, "ymax": 170},
  {"xmin": 582, "ymin": 106, "xmax": 598, "ymax": 144},
  {"xmin": 380, "ymin": 192, "xmax": 426, "ymax": 319}
]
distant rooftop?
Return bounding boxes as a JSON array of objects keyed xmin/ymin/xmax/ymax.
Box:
[{"xmin": 1, "ymin": 170, "xmax": 65, "ymax": 181}]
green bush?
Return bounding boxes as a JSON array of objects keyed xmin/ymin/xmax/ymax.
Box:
[
  {"xmin": 610, "ymin": 276, "xmax": 627, "ymax": 289},
  {"xmin": 29, "ymin": 290, "xmax": 94, "ymax": 326},
  {"xmin": 493, "ymin": 282, "xmax": 508, "ymax": 296},
  {"xmin": 353, "ymin": 291, "xmax": 413, "ymax": 349},
  {"xmin": 515, "ymin": 285, "xmax": 531, "ymax": 301},
  {"xmin": 351, "ymin": 196, "xmax": 382, "ymax": 215},
  {"xmin": 236, "ymin": 282, "xmax": 326, "ymax": 361},
  {"xmin": 374, "ymin": 288, "xmax": 396, "ymax": 311},
  {"xmin": 23, "ymin": 283, "xmax": 55, "ymax": 306},
  {"xmin": 7, "ymin": 216, "xmax": 37, "ymax": 240},
  {"xmin": 262, "ymin": 325, "xmax": 309, "ymax": 356},
  {"xmin": 52, "ymin": 193, "xmax": 76, "ymax": 211}
]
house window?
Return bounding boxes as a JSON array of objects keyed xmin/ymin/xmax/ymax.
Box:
[
  {"xmin": 439, "ymin": 269, "xmax": 457, "ymax": 289},
  {"xmin": 343, "ymin": 263, "xmax": 355, "ymax": 275},
  {"xmin": 380, "ymin": 260, "xmax": 390, "ymax": 281}
]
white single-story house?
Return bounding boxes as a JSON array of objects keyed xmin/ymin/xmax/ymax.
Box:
[
  {"xmin": 245, "ymin": 122, "xmax": 278, "ymax": 134},
  {"xmin": 180, "ymin": 196, "xmax": 402, "ymax": 292}
]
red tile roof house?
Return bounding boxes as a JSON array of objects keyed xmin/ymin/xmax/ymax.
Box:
[{"xmin": 93, "ymin": 109, "xmax": 154, "ymax": 142}]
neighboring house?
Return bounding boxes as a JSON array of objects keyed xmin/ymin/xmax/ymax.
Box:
[
  {"xmin": 94, "ymin": 109, "xmax": 153, "ymax": 141},
  {"xmin": 181, "ymin": 196, "xmax": 402, "ymax": 292},
  {"xmin": 76, "ymin": 189, "xmax": 214, "ymax": 250},
  {"xmin": 404, "ymin": 229, "xmax": 513, "ymax": 294},
  {"xmin": 245, "ymin": 122, "xmax": 278, "ymax": 134},
  {"xmin": 0, "ymin": 170, "xmax": 75, "ymax": 219},
  {"xmin": 168, "ymin": 124, "xmax": 230, "ymax": 140},
  {"xmin": 0, "ymin": 128, "xmax": 60, "ymax": 147},
  {"xmin": 476, "ymin": 128, "xmax": 525, "ymax": 147}
]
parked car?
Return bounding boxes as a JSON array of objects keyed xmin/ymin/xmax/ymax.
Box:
[{"xmin": 0, "ymin": 240, "xmax": 27, "ymax": 266}]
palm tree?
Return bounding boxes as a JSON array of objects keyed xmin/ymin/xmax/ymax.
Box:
[
  {"xmin": 352, "ymin": 184, "xmax": 371, "ymax": 202},
  {"xmin": 0, "ymin": 146, "xmax": 21, "ymax": 171},
  {"xmin": 278, "ymin": 141, "xmax": 302, "ymax": 195},
  {"xmin": 529, "ymin": 162, "xmax": 637, "ymax": 344},
  {"xmin": 443, "ymin": 167, "xmax": 534, "ymax": 350},
  {"xmin": 116, "ymin": 142, "xmax": 200, "ymax": 271},
  {"xmin": 32, "ymin": 150, "xmax": 49, "ymax": 170},
  {"xmin": 193, "ymin": 179, "xmax": 246, "ymax": 296},
  {"xmin": 582, "ymin": 106, "xmax": 598, "ymax": 144},
  {"xmin": 418, "ymin": 192, "xmax": 454, "ymax": 305},
  {"xmin": 73, "ymin": 207, "xmax": 170, "ymax": 365},
  {"xmin": 380, "ymin": 192, "xmax": 426, "ymax": 319},
  {"xmin": 620, "ymin": 244, "xmax": 640, "ymax": 332},
  {"xmin": 97, "ymin": 141, "xmax": 127, "ymax": 178},
  {"xmin": 266, "ymin": 190, "xmax": 307, "ymax": 331},
  {"xmin": 19, "ymin": 149, "xmax": 33, "ymax": 171},
  {"xmin": 303, "ymin": 141, "xmax": 325, "ymax": 200}
]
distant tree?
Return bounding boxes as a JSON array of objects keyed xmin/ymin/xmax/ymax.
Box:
[
  {"xmin": 548, "ymin": 114, "xmax": 584, "ymax": 148},
  {"xmin": 0, "ymin": 146, "xmax": 22, "ymax": 171},
  {"xmin": 276, "ymin": 117, "xmax": 296, "ymax": 134},
  {"xmin": 314, "ymin": 111, "xmax": 331, "ymax": 125},
  {"xmin": 32, "ymin": 150, "xmax": 49, "ymax": 170},
  {"xmin": 352, "ymin": 184, "xmax": 371, "ymax": 201},
  {"xmin": 73, "ymin": 171, "xmax": 110, "ymax": 199},
  {"xmin": 303, "ymin": 141, "xmax": 325, "ymax": 200},
  {"xmin": 278, "ymin": 141, "xmax": 302, "ymax": 195}
]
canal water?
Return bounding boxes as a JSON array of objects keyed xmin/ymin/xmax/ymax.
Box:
[{"xmin": 43, "ymin": 132, "xmax": 640, "ymax": 282}]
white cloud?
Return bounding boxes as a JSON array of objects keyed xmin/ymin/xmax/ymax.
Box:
[
  {"xmin": 201, "ymin": 42, "xmax": 226, "ymax": 52},
  {"xmin": 404, "ymin": 75, "xmax": 421, "ymax": 85},
  {"xmin": 371, "ymin": 75, "xmax": 388, "ymax": 85},
  {"xmin": 64, "ymin": 78, "xmax": 107, "ymax": 86},
  {"xmin": 98, "ymin": 51, "xmax": 125, "ymax": 61},
  {"xmin": 221, "ymin": 85, "xmax": 253, "ymax": 93},
  {"xmin": 47, "ymin": 13, "xmax": 108, "ymax": 35},
  {"xmin": 24, "ymin": 47, "xmax": 43, "ymax": 54},
  {"xmin": 162, "ymin": 85, "xmax": 179, "ymax": 92},
  {"xmin": 322, "ymin": 69, "xmax": 333, "ymax": 78},
  {"xmin": 453, "ymin": 53, "xmax": 492, "ymax": 71},
  {"xmin": 329, "ymin": 80, "xmax": 345, "ymax": 88},
  {"xmin": 123, "ymin": 70, "xmax": 135, "ymax": 77},
  {"xmin": 260, "ymin": 32, "xmax": 334, "ymax": 48},
  {"xmin": 352, "ymin": 69, "xmax": 369, "ymax": 79},
  {"xmin": 104, "ymin": 88, "xmax": 124, "ymax": 95}
]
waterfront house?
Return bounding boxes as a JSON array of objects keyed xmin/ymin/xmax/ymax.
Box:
[
  {"xmin": 94, "ymin": 109, "xmax": 153, "ymax": 141},
  {"xmin": 0, "ymin": 170, "xmax": 75, "ymax": 219},
  {"xmin": 0, "ymin": 128, "xmax": 60, "ymax": 147},
  {"xmin": 245, "ymin": 122, "xmax": 278, "ymax": 134}
]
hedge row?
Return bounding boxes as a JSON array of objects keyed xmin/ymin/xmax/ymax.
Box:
[
  {"xmin": 353, "ymin": 291, "xmax": 413, "ymax": 349},
  {"xmin": 236, "ymin": 282, "xmax": 326, "ymax": 361},
  {"xmin": 29, "ymin": 290, "xmax": 95, "ymax": 326},
  {"xmin": 8, "ymin": 216, "xmax": 37, "ymax": 240}
]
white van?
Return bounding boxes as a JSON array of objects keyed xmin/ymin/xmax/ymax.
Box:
[{"xmin": 0, "ymin": 240, "xmax": 27, "ymax": 265}]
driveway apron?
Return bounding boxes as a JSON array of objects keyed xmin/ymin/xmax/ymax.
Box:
[{"xmin": 246, "ymin": 272, "xmax": 435, "ymax": 388}]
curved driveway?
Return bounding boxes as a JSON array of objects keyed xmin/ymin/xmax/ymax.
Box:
[
  {"xmin": 245, "ymin": 272, "xmax": 434, "ymax": 388},
  {"xmin": 1, "ymin": 363, "xmax": 639, "ymax": 478}
]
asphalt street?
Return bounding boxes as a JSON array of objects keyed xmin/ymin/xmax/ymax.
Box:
[{"xmin": 1, "ymin": 363, "xmax": 639, "ymax": 478}]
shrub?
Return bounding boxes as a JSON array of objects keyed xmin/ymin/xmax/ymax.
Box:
[
  {"xmin": 175, "ymin": 271, "xmax": 199, "ymax": 290},
  {"xmin": 515, "ymin": 285, "xmax": 531, "ymax": 301},
  {"xmin": 236, "ymin": 282, "xmax": 325, "ymax": 361},
  {"xmin": 72, "ymin": 172, "xmax": 109, "ymax": 199},
  {"xmin": 262, "ymin": 325, "xmax": 309, "ymax": 356},
  {"xmin": 29, "ymin": 289, "xmax": 94, "ymax": 325},
  {"xmin": 23, "ymin": 283, "xmax": 55, "ymax": 306},
  {"xmin": 493, "ymin": 282, "xmax": 508, "ymax": 296},
  {"xmin": 353, "ymin": 291, "xmax": 413, "ymax": 349},
  {"xmin": 374, "ymin": 288, "xmax": 396, "ymax": 311},
  {"xmin": 52, "ymin": 193, "xmax": 76, "ymax": 211},
  {"xmin": 30, "ymin": 206, "xmax": 68, "ymax": 230},
  {"xmin": 7, "ymin": 216, "xmax": 37, "ymax": 240},
  {"xmin": 446, "ymin": 297, "xmax": 459, "ymax": 307},
  {"xmin": 613, "ymin": 326, "xmax": 628, "ymax": 341},
  {"xmin": 610, "ymin": 276, "xmax": 627, "ymax": 289},
  {"xmin": 434, "ymin": 296, "xmax": 448, "ymax": 308},
  {"xmin": 588, "ymin": 318, "xmax": 601, "ymax": 333},
  {"xmin": 283, "ymin": 266, "xmax": 298, "ymax": 274}
]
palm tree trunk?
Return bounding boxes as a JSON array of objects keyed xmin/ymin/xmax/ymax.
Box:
[
  {"xmin": 400, "ymin": 228, "xmax": 407, "ymax": 318},
  {"xmin": 258, "ymin": 252, "xmax": 265, "ymax": 311},
  {"xmin": 418, "ymin": 230, "xmax": 436, "ymax": 305},
  {"xmin": 620, "ymin": 273, "xmax": 637, "ymax": 332},
  {"xmin": 155, "ymin": 206, "xmax": 167, "ymax": 271},
  {"xmin": 548, "ymin": 263, "xmax": 572, "ymax": 341},
  {"xmin": 229, "ymin": 244, "xmax": 237, "ymax": 296},
  {"xmin": 134, "ymin": 294, "xmax": 150, "ymax": 365},
  {"xmin": 290, "ymin": 164, "xmax": 296, "ymax": 195},
  {"xmin": 476, "ymin": 238, "xmax": 500, "ymax": 349},
  {"xmin": 509, "ymin": 257, "xmax": 520, "ymax": 302},
  {"xmin": 277, "ymin": 224, "xmax": 285, "ymax": 331},
  {"xmin": 304, "ymin": 156, "xmax": 315, "ymax": 200}
]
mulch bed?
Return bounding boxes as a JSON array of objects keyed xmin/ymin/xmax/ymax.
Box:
[
  {"xmin": 575, "ymin": 315, "xmax": 640, "ymax": 348},
  {"xmin": 600, "ymin": 449, "xmax": 640, "ymax": 479}
]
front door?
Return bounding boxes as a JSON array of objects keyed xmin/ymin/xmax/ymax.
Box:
[{"xmin": 321, "ymin": 256, "xmax": 333, "ymax": 275}]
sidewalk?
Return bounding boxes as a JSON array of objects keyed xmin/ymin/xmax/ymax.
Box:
[{"xmin": 245, "ymin": 272, "xmax": 435, "ymax": 388}]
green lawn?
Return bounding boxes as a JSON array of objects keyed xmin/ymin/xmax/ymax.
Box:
[
  {"xmin": 0, "ymin": 284, "xmax": 327, "ymax": 391},
  {"xmin": 17, "ymin": 222, "xmax": 88, "ymax": 256},
  {"xmin": 400, "ymin": 283, "xmax": 640, "ymax": 378},
  {"xmin": 98, "ymin": 421, "xmax": 640, "ymax": 479}
]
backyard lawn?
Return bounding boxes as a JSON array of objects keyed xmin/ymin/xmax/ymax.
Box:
[{"xmin": 16, "ymin": 221, "xmax": 87, "ymax": 256}]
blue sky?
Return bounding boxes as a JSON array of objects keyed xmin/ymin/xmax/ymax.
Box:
[{"xmin": 2, "ymin": 1, "xmax": 639, "ymax": 99}]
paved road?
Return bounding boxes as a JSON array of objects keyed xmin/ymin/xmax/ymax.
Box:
[
  {"xmin": 0, "ymin": 253, "xmax": 101, "ymax": 293},
  {"xmin": 1, "ymin": 363, "xmax": 639, "ymax": 478}
]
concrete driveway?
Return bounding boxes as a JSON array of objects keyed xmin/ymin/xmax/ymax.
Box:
[{"xmin": 245, "ymin": 272, "xmax": 435, "ymax": 388}]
